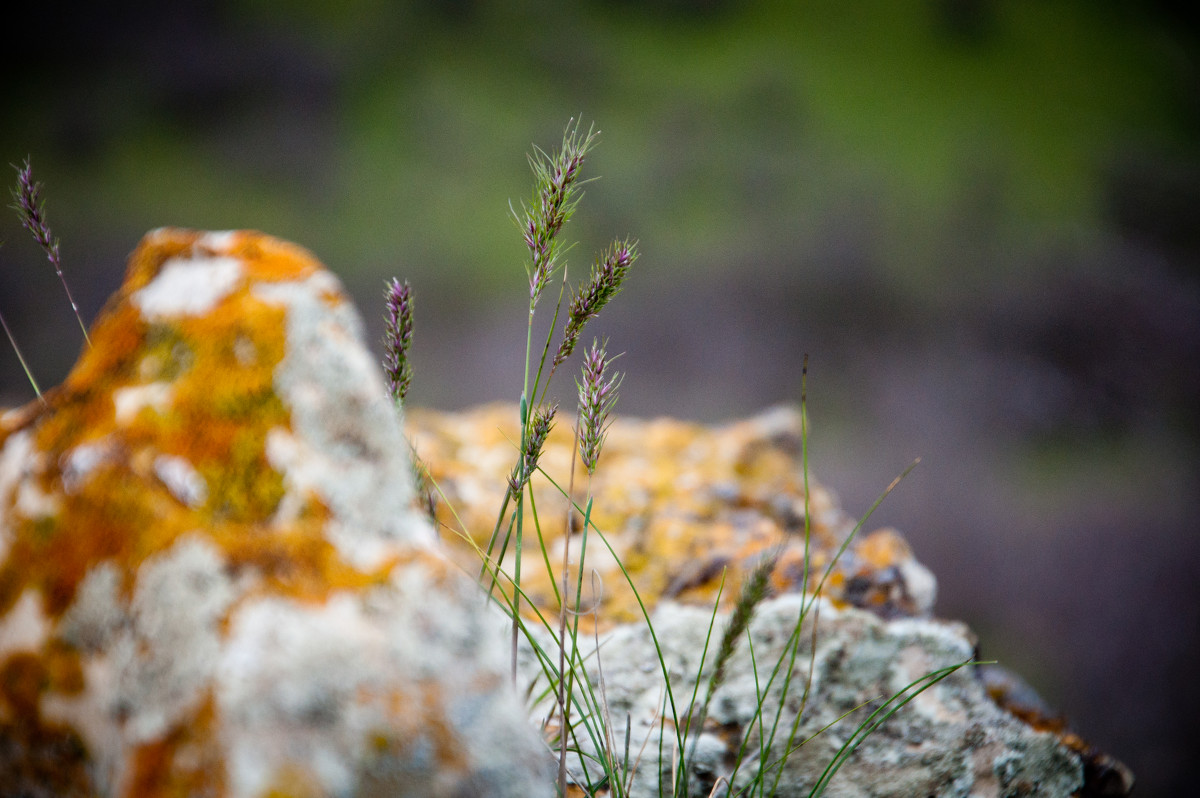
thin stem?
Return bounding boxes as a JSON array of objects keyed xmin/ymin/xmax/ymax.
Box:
[
  {"xmin": 0, "ymin": 309, "xmax": 45, "ymax": 405},
  {"xmin": 559, "ymin": 419, "xmax": 582, "ymax": 793},
  {"xmin": 511, "ymin": 495, "xmax": 525, "ymax": 686},
  {"xmin": 11, "ymin": 158, "xmax": 91, "ymax": 348}
]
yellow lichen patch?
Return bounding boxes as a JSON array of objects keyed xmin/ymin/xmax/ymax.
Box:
[
  {"xmin": 406, "ymin": 404, "xmax": 890, "ymax": 634},
  {"xmin": 211, "ymin": 507, "xmax": 396, "ymax": 604},
  {"xmin": 854, "ymin": 527, "xmax": 913, "ymax": 570},
  {"xmin": 1, "ymin": 228, "xmax": 376, "ymax": 627}
]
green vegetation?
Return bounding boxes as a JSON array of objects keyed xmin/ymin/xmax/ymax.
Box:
[
  {"xmin": 389, "ymin": 122, "xmax": 972, "ymax": 796},
  {"xmin": 0, "ymin": 1, "xmax": 1184, "ymax": 301}
]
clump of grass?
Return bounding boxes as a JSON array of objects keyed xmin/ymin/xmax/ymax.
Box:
[
  {"xmin": 384, "ymin": 121, "xmax": 971, "ymax": 798},
  {"xmin": 382, "ymin": 277, "xmax": 414, "ymax": 408}
]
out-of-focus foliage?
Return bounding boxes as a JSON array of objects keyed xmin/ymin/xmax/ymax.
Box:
[{"xmin": 1, "ymin": 0, "xmax": 1191, "ymax": 299}]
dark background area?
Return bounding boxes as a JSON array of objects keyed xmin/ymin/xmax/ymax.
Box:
[{"xmin": 1, "ymin": 1, "xmax": 1197, "ymax": 793}]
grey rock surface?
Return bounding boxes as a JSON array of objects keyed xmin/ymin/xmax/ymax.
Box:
[{"xmin": 522, "ymin": 594, "xmax": 1083, "ymax": 797}]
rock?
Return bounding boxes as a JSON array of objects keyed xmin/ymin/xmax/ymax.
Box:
[
  {"xmin": 406, "ymin": 404, "xmax": 939, "ymax": 629},
  {"xmin": 1, "ymin": 228, "xmax": 1127, "ymax": 797},
  {"xmin": 519, "ymin": 598, "xmax": 1085, "ymax": 798},
  {"xmin": 0, "ymin": 229, "xmax": 551, "ymax": 797},
  {"xmin": 409, "ymin": 405, "xmax": 1128, "ymax": 797}
]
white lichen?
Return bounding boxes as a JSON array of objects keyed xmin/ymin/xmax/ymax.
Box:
[{"xmin": 132, "ymin": 254, "xmax": 244, "ymax": 318}]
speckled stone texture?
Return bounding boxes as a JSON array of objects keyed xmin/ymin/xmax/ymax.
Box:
[
  {"xmin": 0, "ymin": 229, "xmax": 551, "ymax": 798},
  {"xmin": 410, "ymin": 406, "xmax": 1104, "ymax": 797},
  {"xmin": 406, "ymin": 404, "xmax": 939, "ymax": 631},
  {"xmin": 519, "ymin": 598, "xmax": 1084, "ymax": 798}
]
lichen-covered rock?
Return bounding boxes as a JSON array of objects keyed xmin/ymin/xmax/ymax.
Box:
[
  {"xmin": 408, "ymin": 405, "xmax": 1115, "ymax": 797},
  {"xmin": 0, "ymin": 229, "xmax": 551, "ymax": 797},
  {"xmin": 517, "ymin": 598, "xmax": 1083, "ymax": 798},
  {"xmin": 406, "ymin": 404, "xmax": 937, "ymax": 629}
]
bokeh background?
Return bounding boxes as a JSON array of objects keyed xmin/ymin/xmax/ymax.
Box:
[{"xmin": 2, "ymin": 1, "xmax": 1197, "ymax": 793}]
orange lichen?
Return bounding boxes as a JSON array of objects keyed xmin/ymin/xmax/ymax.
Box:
[
  {"xmin": 0, "ymin": 230, "xmax": 370, "ymax": 631},
  {"xmin": 0, "ymin": 229, "xmax": 451, "ymax": 795},
  {"xmin": 126, "ymin": 694, "xmax": 227, "ymax": 798},
  {"xmin": 854, "ymin": 527, "xmax": 913, "ymax": 570},
  {"xmin": 407, "ymin": 404, "xmax": 926, "ymax": 634}
]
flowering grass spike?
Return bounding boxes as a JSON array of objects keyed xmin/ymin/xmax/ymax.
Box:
[
  {"xmin": 518, "ymin": 120, "xmax": 597, "ymax": 309},
  {"xmin": 10, "ymin": 157, "xmax": 90, "ymax": 346},
  {"xmin": 383, "ymin": 278, "xmax": 414, "ymax": 406},
  {"xmin": 554, "ymin": 239, "xmax": 638, "ymax": 369},
  {"xmin": 577, "ymin": 339, "xmax": 621, "ymax": 474},
  {"xmin": 509, "ymin": 402, "xmax": 558, "ymax": 493}
]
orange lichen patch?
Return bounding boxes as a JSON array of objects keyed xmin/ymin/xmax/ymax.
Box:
[
  {"xmin": 1, "ymin": 652, "xmax": 48, "ymax": 718},
  {"xmin": 0, "ymin": 228, "xmax": 379, "ymax": 628},
  {"xmin": 211, "ymin": 510, "xmax": 397, "ymax": 604},
  {"xmin": 121, "ymin": 229, "xmax": 319, "ymax": 293},
  {"xmin": 41, "ymin": 639, "xmax": 85, "ymax": 697},
  {"xmin": 2, "ymin": 480, "xmax": 143, "ymax": 617},
  {"xmin": 853, "ymin": 527, "xmax": 913, "ymax": 570},
  {"xmin": 126, "ymin": 693, "xmax": 226, "ymax": 798},
  {"xmin": 406, "ymin": 404, "xmax": 908, "ymax": 633}
]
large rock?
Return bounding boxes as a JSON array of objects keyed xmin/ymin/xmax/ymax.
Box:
[
  {"xmin": 409, "ymin": 406, "xmax": 1127, "ymax": 797},
  {"xmin": 0, "ymin": 229, "xmax": 551, "ymax": 797}
]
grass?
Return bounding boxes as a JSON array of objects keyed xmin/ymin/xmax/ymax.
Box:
[
  {"xmin": 3, "ymin": 157, "xmax": 92, "ymax": 408},
  {"xmin": 4, "ymin": 125, "xmax": 973, "ymax": 797},
  {"xmin": 385, "ymin": 122, "xmax": 973, "ymax": 797}
]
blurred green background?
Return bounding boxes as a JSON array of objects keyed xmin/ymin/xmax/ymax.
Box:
[{"xmin": 2, "ymin": 0, "xmax": 1197, "ymax": 793}]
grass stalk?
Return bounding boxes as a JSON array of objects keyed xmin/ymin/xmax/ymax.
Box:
[
  {"xmin": 10, "ymin": 157, "xmax": 91, "ymax": 348},
  {"xmin": 0, "ymin": 307, "xmax": 45, "ymax": 406}
]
